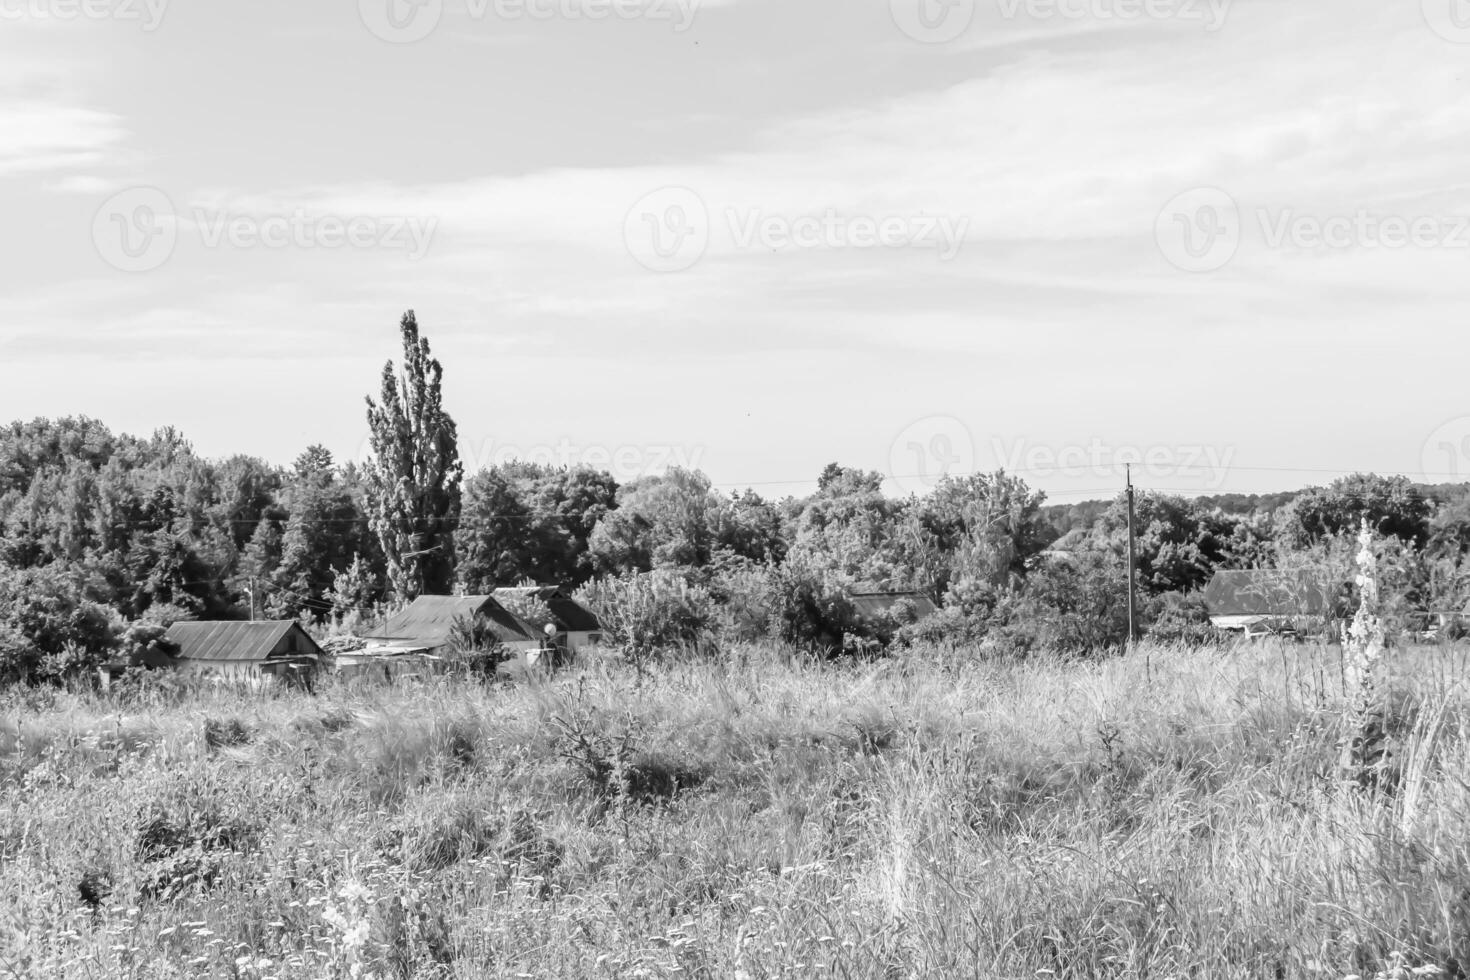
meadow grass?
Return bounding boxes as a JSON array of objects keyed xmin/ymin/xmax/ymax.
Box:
[{"xmin": 0, "ymin": 639, "xmax": 1467, "ymax": 979}]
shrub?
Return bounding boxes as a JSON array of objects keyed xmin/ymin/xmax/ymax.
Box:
[
  {"xmin": 0, "ymin": 565, "xmax": 116, "ymax": 683},
  {"xmin": 444, "ymin": 614, "xmax": 510, "ymax": 676},
  {"xmin": 576, "ymin": 570, "xmax": 716, "ymax": 666},
  {"xmin": 893, "ymin": 605, "xmax": 988, "ymax": 648},
  {"xmin": 496, "ymin": 590, "xmax": 556, "ymax": 633},
  {"xmin": 706, "ymin": 563, "xmax": 774, "ymax": 643},
  {"xmin": 1145, "ymin": 592, "xmax": 1223, "ymax": 646},
  {"xmin": 763, "ymin": 553, "xmax": 868, "ymax": 655},
  {"xmin": 988, "ymin": 550, "xmax": 1132, "ymax": 656}
]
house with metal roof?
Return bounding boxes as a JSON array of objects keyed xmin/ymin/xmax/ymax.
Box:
[
  {"xmin": 1203, "ymin": 570, "xmax": 1335, "ymax": 633},
  {"xmin": 492, "ymin": 585, "xmax": 603, "ymax": 654},
  {"xmin": 364, "ymin": 595, "xmax": 541, "ymax": 656},
  {"xmin": 164, "ymin": 620, "xmax": 322, "ymax": 684}
]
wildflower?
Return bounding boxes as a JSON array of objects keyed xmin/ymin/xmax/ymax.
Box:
[{"xmin": 339, "ymin": 879, "xmax": 373, "ymax": 904}]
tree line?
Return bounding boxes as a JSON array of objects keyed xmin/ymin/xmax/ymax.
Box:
[{"xmin": 2, "ymin": 311, "xmax": 1469, "ymax": 680}]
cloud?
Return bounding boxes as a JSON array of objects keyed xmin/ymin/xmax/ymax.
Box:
[{"xmin": 0, "ymin": 102, "xmax": 126, "ymax": 176}]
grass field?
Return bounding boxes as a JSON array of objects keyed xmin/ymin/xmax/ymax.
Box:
[{"xmin": 1, "ymin": 640, "xmax": 1467, "ymax": 979}]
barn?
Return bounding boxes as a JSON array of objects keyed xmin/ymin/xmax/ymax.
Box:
[
  {"xmin": 364, "ymin": 595, "xmax": 541, "ymax": 656},
  {"xmin": 164, "ymin": 620, "xmax": 322, "ymax": 685},
  {"xmin": 1203, "ymin": 570, "xmax": 1334, "ymax": 633},
  {"xmin": 492, "ymin": 585, "xmax": 604, "ymax": 654}
]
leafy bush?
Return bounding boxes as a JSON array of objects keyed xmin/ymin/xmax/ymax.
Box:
[
  {"xmin": 988, "ymin": 550, "xmax": 1132, "ymax": 657},
  {"xmin": 893, "ymin": 605, "xmax": 989, "ymax": 648},
  {"xmin": 444, "ymin": 614, "xmax": 510, "ymax": 676},
  {"xmin": 0, "ymin": 565, "xmax": 116, "ymax": 683},
  {"xmin": 705, "ymin": 562, "xmax": 774, "ymax": 643},
  {"xmin": 576, "ymin": 570, "xmax": 716, "ymax": 666},
  {"xmin": 496, "ymin": 591, "xmax": 556, "ymax": 633},
  {"xmin": 763, "ymin": 552, "xmax": 867, "ymax": 654},
  {"xmin": 1144, "ymin": 591, "xmax": 1222, "ymax": 646}
]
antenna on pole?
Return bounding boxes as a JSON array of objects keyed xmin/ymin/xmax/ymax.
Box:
[{"xmin": 1126, "ymin": 464, "xmax": 1139, "ymax": 648}]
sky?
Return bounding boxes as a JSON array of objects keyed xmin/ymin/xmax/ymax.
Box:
[{"xmin": 2, "ymin": 0, "xmax": 1470, "ymax": 503}]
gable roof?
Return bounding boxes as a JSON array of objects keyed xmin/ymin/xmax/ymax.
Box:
[
  {"xmin": 1203, "ymin": 570, "xmax": 1333, "ymax": 618},
  {"xmin": 366, "ymin": 595, "xmax": 537, "ymax": 647},
  {"xmin": 492, "ymin": 586, "xmax": 602, "ymax": 633},
  {"xmin": 164, "ymin": 621, "xmax": 321, "ymax": 663}
]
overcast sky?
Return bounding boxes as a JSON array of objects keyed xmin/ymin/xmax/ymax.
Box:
[{"xmin": 2, "ymin": 0, "xmax": 1469, "ymax": 501}]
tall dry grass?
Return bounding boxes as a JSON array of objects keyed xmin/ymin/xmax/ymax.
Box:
[{"xmin": 0, "ymin": 639, "xmax": 1466, "ymax": 978}]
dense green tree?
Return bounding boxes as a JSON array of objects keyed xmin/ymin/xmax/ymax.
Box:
[
  {"xmin": 1277, "ymin": 474, "xmax": 1433, "ymax": 550},
  {"xmin": 921, "ymin": 471, "xmax": 1052, "ymax": 585},
  {"xmin": 364, "ymin": 311, "xmax": 463, "ymax": 600},
  {"xmin": 0, "ymin": 565, "xmax": 116, "ymax": 683},
  {"xmin": 589, "ymin": 468, "xmax": 715, "ymax": 574},
  {"xmin": 1088, "ymin": 492, "xmax": 1260, "ymax": 596},
  {"xmin": 709, "ymin": 490, "xmax": 786, "ymax": 566},
  {"xmin": 457, "ymin": 464, "xmax": 618, "ymax": 590},
  {"xmin": 270, "ymin": 448, "xmax": 369, "ymax": 618},
  {"xmin": 790, "ymin": 465, "xmax": 901, "ymax": 582}
]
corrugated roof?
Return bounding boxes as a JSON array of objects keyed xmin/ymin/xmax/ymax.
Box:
[
  {"xmin": 366, "ymin": 595, "xmax": 537, "ymax": 647},
  {"xmin": 1203, "ymin": 570, "xmax": 1332, "ymax": 617},
  {"xmin": 164, "ymin": 621, "xmax": 321, "ymax": 663},
  {"xmin": 493, "ymin": 586, "xmax": 602, "ymax": 633}
]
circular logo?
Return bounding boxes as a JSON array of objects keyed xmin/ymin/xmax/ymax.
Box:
[
  {"xmin": 1155, "ymin": 186, "xmax": 1240, "ymax": 273},
  {"xmin": 1422, "ymin": 0, "xmax": 1470, "ymax": 43},
  {"xmin": 889, "ymin": 416, "xmax": 974, "ymax": 496},
  {"xmin": 624, "ymin": 187, "xmax": 710, "ymax": 273},
  {"xmin": 1423, "ymin": 417, "xmax": 1470, "ymax": 480},
  {"xmin": 92, "ymin": 186, "xmax": 177, "ymax": 273},
  {"xmin": 359, "ymin": 0, "xmax": 443, "ymax": 43},
  {"xmin": 890, "ymin": 0, "xmax": 976, "ymax": 43}
]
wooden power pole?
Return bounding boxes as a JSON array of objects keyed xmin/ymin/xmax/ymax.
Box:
[{"xmin": 1126, "ymin": 465, "xmax": 1139, "ymax": 645}]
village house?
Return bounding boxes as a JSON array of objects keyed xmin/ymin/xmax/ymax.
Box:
[
  {"xmin": 361, "ymin": 594, "xmax": 542, "ymax": 663},
  {"xmin": 163, "ymin": 620, "xmax": 321, "ymax": 686},
  {"xmin": 1203, "ymin": 569, "xmax": 1335, "ymax": 635},
  {"xmin": 492, "ymin": 585, "xmax": 604, "ymax": 655}
]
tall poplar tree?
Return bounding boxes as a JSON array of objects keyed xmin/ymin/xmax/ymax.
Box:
[{"xmin": 364, "ymin": 311, "xmax": 463, "ymax": 600}]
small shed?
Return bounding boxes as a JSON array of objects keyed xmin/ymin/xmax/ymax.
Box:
[
  {"xmin": 1203, "ymin": 570, "xmax": 1333, "ymax": 632},
  {"xmin": 492, "ymin": 586, "xmax": 603, "ymax": 654},
  {"xmin": 365, "ymin": 595, "xmax": 540, "ymax": 654},
  {"xmin": 164, "ymin": 621, "xmax": 322, "ymax": 685},
  {"xmin": 848, "ymin": 590, "xmax": 939, "ymax": 624}
]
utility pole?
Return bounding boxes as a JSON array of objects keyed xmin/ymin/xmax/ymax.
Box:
[
  {"xmin": 249, "ymin": 576, "xmax": 257, "ymax": 622},
  {"xmin": 1126, "ymin": 465, "xmax": 1139, "ymax": 646}
]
